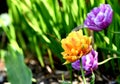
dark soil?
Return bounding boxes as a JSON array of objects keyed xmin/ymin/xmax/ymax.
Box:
[{"xmin": 0, "ymin": 55, "xmax": 119, "ymax": 84}]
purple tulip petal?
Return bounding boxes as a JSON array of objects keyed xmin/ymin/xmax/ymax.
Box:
[
  {"xmin": 84, "ymin": 4, "xmax": 113, "ymax": 31},
  {"xmin": 72, "ymin": 60, "xmax": 80, "ymax": 70},
  {"xmin": 72, "ymin": 49, "xmax": 98, "ymax": 73}
]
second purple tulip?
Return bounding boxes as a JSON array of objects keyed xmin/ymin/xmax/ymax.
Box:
[{"xmin": 72, "ymin": 49, "xmax": 98, "ymax": 72}]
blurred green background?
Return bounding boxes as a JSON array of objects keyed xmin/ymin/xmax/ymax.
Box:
[{"xmin": 0, "ymin": 0, "xmax": 120, "ymax": 84}]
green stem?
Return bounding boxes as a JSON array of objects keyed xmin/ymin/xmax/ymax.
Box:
[
  {"xmin": 90, "ymin": 71, "xmax": 95, "ymax": 84},
  {"xmin": 80, "ymin": 59, "xmax": 86, "ymax": 84},
  {"xmin": 61, "ymin": 73, "xmax": 64, "ymax": 81},
  {"xmin": 72, "ymin": 24, "xmax": 84, "ymax": 31},
  {"xmin": 98, "ymin": 57, "xmax": 120, "ymax": 65}
]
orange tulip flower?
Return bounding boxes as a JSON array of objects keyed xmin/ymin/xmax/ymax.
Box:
[{"xmin": 61, "ymin": 30, "xmax": 92, "ymax": 64}]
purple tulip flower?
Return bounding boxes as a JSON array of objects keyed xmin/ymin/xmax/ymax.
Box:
[
  {"xmin": 72, "ymin": 49, "xmax": 98, "ymax": 72},
  {"xmin": 84, "ymin": 4, "xmax": 113, "ymax": 31}
]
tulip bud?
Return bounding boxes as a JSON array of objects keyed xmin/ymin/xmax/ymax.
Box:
[{"xmin": 84, "ymin": 4, "xmax": 113, "ymax": 31}]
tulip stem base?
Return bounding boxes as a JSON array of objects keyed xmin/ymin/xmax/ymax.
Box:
[{"xmin": 80, "ymin": 59, "xmax": 86, "ymax": 84}]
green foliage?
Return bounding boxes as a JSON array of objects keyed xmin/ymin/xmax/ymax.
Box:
[
  {"xmin": 0, "ymin": 0, "xmax": 120, "ymax": 83},
  {"xmin": 4, "ymin": 45, "xmax": 32, "ymax": 84},
  {"xmin": 0, "ymin": 8, "xmax": 32, "ymax": 84}
]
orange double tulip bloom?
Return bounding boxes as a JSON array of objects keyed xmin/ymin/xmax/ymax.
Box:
[{"xmin": 61, "ymin": 30, "xmax": 92, "ymax": 64}]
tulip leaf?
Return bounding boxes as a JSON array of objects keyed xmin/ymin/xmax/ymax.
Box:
[{"xmin": 4, "ymin": 46, "xmax": 32, "ymax": 84}]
